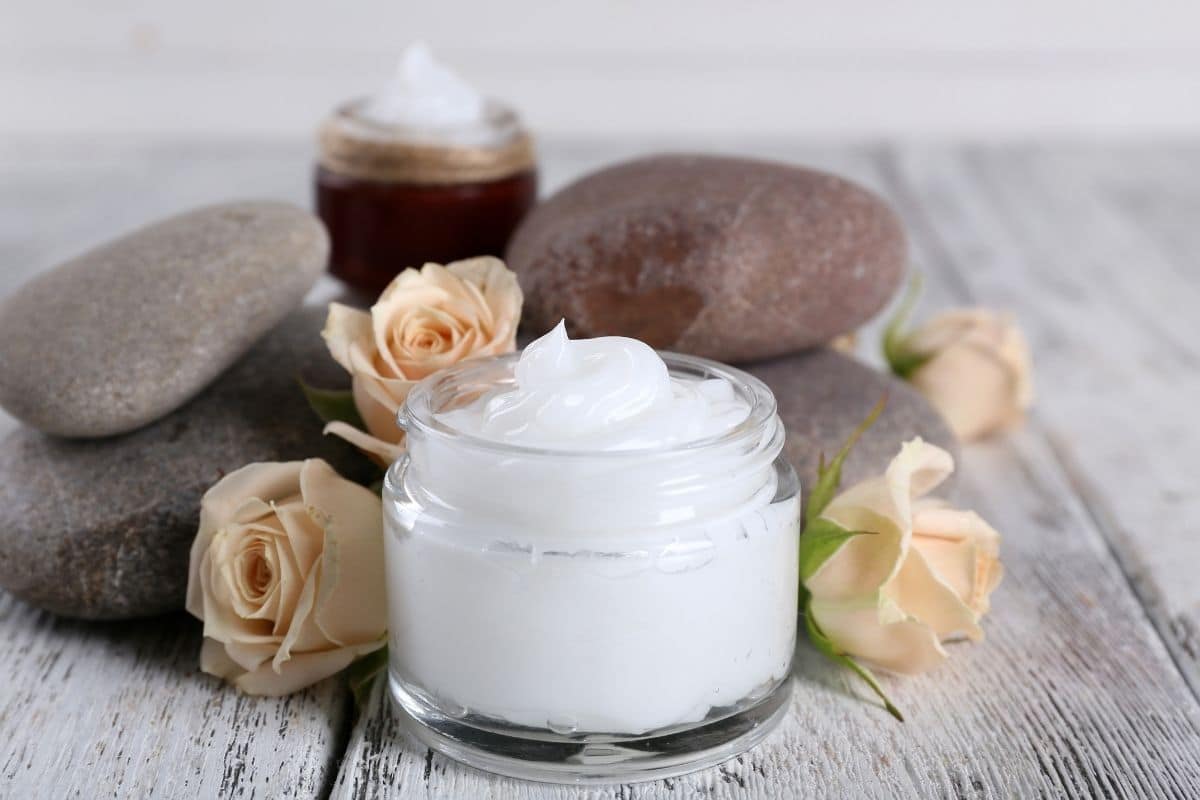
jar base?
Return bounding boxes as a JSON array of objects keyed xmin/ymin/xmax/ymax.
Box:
[{"xmin": 388, "ymin": 673, "xmax": 792, "ymax": 785}]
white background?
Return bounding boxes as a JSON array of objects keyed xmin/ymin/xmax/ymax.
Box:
[{"xmin": 4, "ymin": 0, "xmax": 1200, "ymax": 141}]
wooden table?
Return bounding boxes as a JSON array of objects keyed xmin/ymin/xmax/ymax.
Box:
[{"xmin": 2, "ymin": 138, "xmax": 1199, "ymax": 798}]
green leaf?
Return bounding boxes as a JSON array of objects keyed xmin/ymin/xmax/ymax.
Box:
[
  {"xmin": 799, "ymin": 517, "xmax": 875, "ymax": 583},
  {"xmin": 298, "ymin": 377, "xmax": 365, "ymax": 429},
  {"xmin": 804, "ymin": 395, "xmax": 886, "ymax": 527},
  {"xmin": 346, "ymin": 645, "xmax": 388, "ymax": 712},
  {"xmin": 804, "ymin": 598, "xmax": 904, "ymax": 722},
  {"xmin": 882, "ymin": 273, "xmax": 933, "ymax": 379}
]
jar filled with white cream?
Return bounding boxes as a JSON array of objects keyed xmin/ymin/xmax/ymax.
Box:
[{"xmin": 382, "ymin": 323, "xmax": 799, "ymax": 783}]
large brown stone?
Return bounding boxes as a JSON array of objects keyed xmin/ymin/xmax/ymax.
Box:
[{"xmin": 507, "ymin": 154, "xmax": 907, "ymax": 363}]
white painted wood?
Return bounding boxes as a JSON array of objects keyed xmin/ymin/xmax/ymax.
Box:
[
  {"xmin": 4, "ymin": 1, "xmax": 1200, "ymax": 138},
  {"xmin": 330, "ymin": 145, "xmax": 1200, "ymax": 799},
  {"xmin": 886, "ymin": 144, "xmax": 1200, "ymax": 693},
  {"xmin": 0, "ymin": 592, "xmax": 350, "ymax": 797}
]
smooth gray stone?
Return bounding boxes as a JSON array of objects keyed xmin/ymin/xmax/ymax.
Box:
[
  {"xmin": 0, "ymin": 308, "xmax": 375, "ymax": 620},
  {"xmin": 745, "ymin": 348, "xmax": 959, "ymax": 509},
  {"xmin": 0, "ymin": 201, "xmax": 328, "ymax": 437}
]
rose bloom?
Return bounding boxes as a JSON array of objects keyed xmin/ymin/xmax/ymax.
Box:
[
  {"xmin": 806, "ymin": 439, "xmax": 1003, "ymax": 674},
  {"xmin": 186, "ymin": 459, "xmax": 386, "ymax": 695},
  {"xmin": 322, "ymin": 257, "xmax": 523, "ymax": 464},
  {"xmin": 901, "ymin": 309, "xmax": 1033, "ymax": 442}
]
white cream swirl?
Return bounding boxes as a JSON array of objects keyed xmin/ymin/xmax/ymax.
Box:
[
  {"xmin": 361, "ymin": 42, "xmax": 486, "ymax": 129},
  {"xmin": 437, "ymin": 321, "xmax": 750, "ymax": 451}
]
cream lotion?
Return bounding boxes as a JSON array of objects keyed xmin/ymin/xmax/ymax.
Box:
[
  {"xmin": 383, "ymin": 325, "xmax": 799, "ymax": 735},
  {"xmin": 439, "ymin": 321, "xmax": 751, "ymax": 450},
  {"xmin": 360, "ymin": 42, "xmax": 487, "ymax": 132}
]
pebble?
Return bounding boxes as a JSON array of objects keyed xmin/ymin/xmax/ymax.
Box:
[
  {"xmin": 508, "ymin": 154, "xmax": 907, "ymax": 362},
  {"xmin": 0, "ymin": 308, "xmax": 376, "ymax": 619},
  {"xmin": 0, "ymin": 202, "xmax": 328, "ymax": 437}
]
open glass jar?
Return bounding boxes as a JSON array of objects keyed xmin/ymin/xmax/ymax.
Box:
[{"xmin": 382, "ymin": 351, "xmax": 799, "ymax": 783}]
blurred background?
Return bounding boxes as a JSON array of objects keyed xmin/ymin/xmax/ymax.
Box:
[{"xmin": 5, "ymin": 0, "xmax": 1200, "ymax": 141}]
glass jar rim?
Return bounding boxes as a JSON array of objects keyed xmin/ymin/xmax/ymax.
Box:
[{"xmin": 399, "ymin": 350, "xmax": 779, "ymax": 461}]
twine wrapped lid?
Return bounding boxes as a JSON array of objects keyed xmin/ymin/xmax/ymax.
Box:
[{"xmin": 318, "ymin": 98, "xmax": 536, "ymax": 186}]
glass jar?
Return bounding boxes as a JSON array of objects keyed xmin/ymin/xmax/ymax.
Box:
[
  {"xmin": 315, "ymin": 100, "xmax": 537, "ymax": 293},
  {"xmin": 382, "ymin": 351, "xmax": 800, "ymax": 783}
]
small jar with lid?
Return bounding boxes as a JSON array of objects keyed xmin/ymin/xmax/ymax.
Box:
[{"xmin": 315, "ymin": 44, "xmax": 538, "ymax": 293}]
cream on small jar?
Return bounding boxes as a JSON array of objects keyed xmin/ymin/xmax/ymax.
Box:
[{"xmin": 382, "ymin": 324, "xmax": 800, "ymax": 783}]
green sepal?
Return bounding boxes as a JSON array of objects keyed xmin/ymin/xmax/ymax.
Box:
[
  {"xmin": 346, "ymin": 645, "xmax": 389, "ymax": 711},
  {"xmin": 799, "ymin": 517, "xmax": 875, "ymax": 583},
  {"xmin": 804, "ymin": 395, "xmax": 886, "ymax": 528},
  {"xmin": 298, "ymin": 377, "xmax": 366, "ymax": 429},
  {"xmin": 804, "ymin": 598, "xmax": 904, "ymax": 722},
  {"xmin": 882, "ymin": 273, "xmax": 933, "ymax": 379}
]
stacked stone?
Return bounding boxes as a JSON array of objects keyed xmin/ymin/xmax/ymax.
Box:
[{"xmin": 0, "ymin": 159, "xmax": 955, "ymax": 620}]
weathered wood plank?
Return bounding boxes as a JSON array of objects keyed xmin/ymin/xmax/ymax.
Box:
[
  {"xmin": 332, "ymin": 428, "xmax": 1200, "ymax": 800},
  {"xmin": 885, "ymin": 144, "xmax": 1200, "ymax": 694},
  {"xmin": 330, "ymin": 145, "xmax": 1200, "ymax": 799},
  {"xmin": 0, "ymin": 592, "xmax": 350, "ymax": 798}
]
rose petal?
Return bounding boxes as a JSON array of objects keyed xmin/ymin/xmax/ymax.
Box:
[
  {"xmin": 187, "ymin": 462, "xmax": 304, "ymax": 620},
  {"xmin": 273, "ymin": 557, "xmax": 329, "ymax": 669},
  {"xmin": 324, "ymin": 421, "xmax": 406, "ymax": 466},
  {"xmin": 913, "ymin": 506, "xmax": 1004, "ymax": 616},
  {"xmin": 448, "ymin": 256, "xmax": 523, "ymax": 339},
  {"xmin": 198, "ymin": 530, "xmax": 278, "ymax": 646},
  {"xmin": 273, "ymin": 497, "xmax": 323, "ymax": 576},
  {"xmin": 811, "ymin": 597, "xmax": 949, "ymax": 675},
  {"xmin": 323, "ymin": 303, "xmax": 374, "ymax": 375},
  {"xmin": 224, "ymin": 637, "xmax": 283, "ymax": 673},
  {"xmin": 911, "ymin": 344, "xmax": 1020, "ymax": 440},
  {"xmin": 227, "ymin": 527, "xmax": 282, "ymax": 621},
  {"xmin": 905, "ymin": 308, "xmax": 1034, "ymax": 442},
  {"xmin": 887, "ymin": 545, "xmax": 983, "ymax": 641},
  {"xmin": 298, "ymin": 459, "xmax": 388, "ymax": 647},
  {"xmin": 271, "ymin": 499, "xmax": 320, "ymax": 636},
  {"xmin": 352, "ymin": 372, "xmax": 411, "ymax": 445},
  {"xmin": 233, "ymin": 640, "xmax": 385, "ymax": 696},
  {"xmin": 199, "ymin": 637, "xmax": 245, "ymax": 680},
  {"xmin": 807, "ymin": 440, "xmax": 955, "ymax": 600}
]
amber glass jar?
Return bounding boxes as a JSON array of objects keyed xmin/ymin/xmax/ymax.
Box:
[{"xmin": 315, "ymin": 101, "xmax": 537, "ymax": 293}]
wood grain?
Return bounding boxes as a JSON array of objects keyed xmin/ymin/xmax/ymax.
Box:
[
  {"xmin": 0, "ymin": 593, "xmax": 350, "ymax": 798},
  {"xmin": 884, "ymin": 145, "xmax": 1200, "ymax": 694}
]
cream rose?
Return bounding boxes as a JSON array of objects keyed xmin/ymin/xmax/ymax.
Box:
[
  {"xmin": 891, "ymin": 308, "xmax": 1033, "ymax": 442},
  {"xmin": 805, "ymin": 439, "xmax": 1003, "ymax": 675},
  {"xmin": 322, "ymin": 257, "xmax": 523, "ymax": 463},
  {"xmin": 186, "ymin": 459, "xmax": 387, "ymax": 695}
]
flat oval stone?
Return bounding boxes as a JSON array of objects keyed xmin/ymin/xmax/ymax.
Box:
[
  {"xmin": 0, "ymin": 308, "xmax": 376, "ymax": 620},
  {"xmin": 745, "ymin": 348, "xmax": 958, "ymax": 511},
  {"xmin": 507, "ymin": 154, "xmax": 906, "ymax": 363},
  {"xmin": 0, "ymin": 202, "xmax": 328, "ymax": 437}
]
